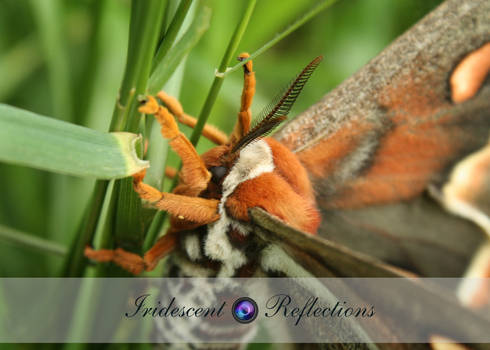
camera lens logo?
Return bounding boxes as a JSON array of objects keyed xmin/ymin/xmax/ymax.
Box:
[{"xmin": 232, "ymin": 297, "xmax": 258, "ymax": 324}]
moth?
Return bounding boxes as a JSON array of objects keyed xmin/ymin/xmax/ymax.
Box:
[
  {"xmin": 85, "ymin": 53, "xmax": 323, "ymax": 277},
  {"xmin": 83, "ymin": 0, "xmax": 490, "ymax": 347},
  {"xmin": 84, "ymin": 0, "xmax": 490, "ymax": 291}
]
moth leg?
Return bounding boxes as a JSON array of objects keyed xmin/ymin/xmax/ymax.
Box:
[
  {"xmin": 85, "ymin": 231, "xmax": 179, "ymax": 274},
  {"xmin": 132, "ymin": 169, "xmax": 220, "ymax": 223},
  {"xmin": 230, "ymin": 52, "xmax": 256, "ymax": 145},
  {"xmin": 84, "ymin": 168, "xmax": 219, "ymax": 275},
  {"xmin": 84, "ymin": 246, "xmax": 146, "ymax": 274},
  {"xmin": 143, "ymin": 231, "xmax": 178, "ymax": 271},
  {"xmin": 140, "ymin": 96, "xmax": 211, "ymax": 195},
  {"xmin": 156, "ymin": 91, "xmax": 228, "ymax": 145}
]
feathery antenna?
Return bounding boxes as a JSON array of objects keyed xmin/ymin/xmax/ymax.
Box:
[{"xmin": 232, "ymin": 55, "xmax": 323, "ymax": 153}]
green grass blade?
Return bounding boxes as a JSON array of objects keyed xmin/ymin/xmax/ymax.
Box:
[
  {"xmin": 152, "ymin": 0, "xmax": 192, "ymax": 73},
  {"xmin": 112, "ymin": 0, "xmax": 167, "ymax": 133},
  {"xmin": 221, "ymin": 0, "xmax": 339, "ymax": 77},
  {"xmin": 0, "ymin": 36, "xmax": 42, "ymax": 101},
  {"xmin": 0, "ymin": 104, "xmax": 148, "ymax": 179},
  {"xmin": 0, "ymin": 224, "xmax": 67, "ymax": 257},
  {"xmin": 63, "ymin": 0, "xmax": 166, "ymax": 277},
  {"xmin": 108, "ymin": 0, "xmax": 167, "ymax": 259},
  {"xmin": 149, "ymin": 3, "xmax": 211, "ymax": 93},
  {"xmin": 62, "ymin": 181, "xmax": 108, "ymax": 277},
  {"xmin": 29, "ymin": 0, "xmax": 73, "ymax": 122}
]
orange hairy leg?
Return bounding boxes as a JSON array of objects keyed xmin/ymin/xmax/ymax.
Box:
[
  {"xmin": 156, "ymin": 91, "xmax": 228, "ymax": 145},
  {"xmin": 132, "ymin": 169, "xmax": 219, "ymax": 222},
  {"xmin": 86, "ymin": 173, "xmax": 218, "ymax": 273},
  {"xmin": 85, "ymin": 231, "xmax": 178, "ymax": 274},
  {"xmin": 140, "ymin": 96, "xmax": 212, "ymax": 195},
  {"xmin": 85, "ymin": 97, "xmax": 219, "ymax": 273},
  {"xmin": 229, "ymin": 52, "xmax": 255, "ymax": 145},
  {"xmin": 84, "ymin": 247, "xmax": 147, "ymax": 274}
]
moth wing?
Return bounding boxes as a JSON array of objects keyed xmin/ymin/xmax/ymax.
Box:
[
  {"xmin": 250, "ymin": 207, "xmax": 410, "ymax": 278},
  {"xmin": 251, "ymin": 207, "xmax": 405, "ymax": 346},
  {"xmin": 273, "ymin": 0, "xmax": 489, "ymax": 277},
  {"xmin": 251, "ymin": 208, "xmax": 490, "ymax": 349},
  {"xmin": 275, "ymin": 0, "xmax": 489, "ymax": 209}
]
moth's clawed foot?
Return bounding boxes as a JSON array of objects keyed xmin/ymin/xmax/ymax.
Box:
[
  {"xmin": 237, "ymin": 52, "xmax": 252, "ymax": 74},
  {"xmin": 132, "ymin": 168, "xmax": 147, "ymax": 184},
  {"xmin": 237, "ymin": 52, "xmax": 250, "ymax": 61},
  {"xmin": 138, "ymin": 95, "xmax": 159, "ymax": 115}
]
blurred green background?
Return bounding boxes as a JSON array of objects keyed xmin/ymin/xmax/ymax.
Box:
[{"xmin": 0, "ymin": 0, "xmax": 442, "ymax": 278}]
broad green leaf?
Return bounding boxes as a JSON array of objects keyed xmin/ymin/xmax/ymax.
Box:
[{"xmin": 0, "ymin": 104, "xmax": 148, "ymax": 179}]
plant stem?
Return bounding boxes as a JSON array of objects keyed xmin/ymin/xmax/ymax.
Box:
[
  {"xmin": 63, "ymin": 0, "xmax": 167, "ymax": 277},
  {"xmin": 152, "ymin": 0, "xmax": 193, "ymax": 73},
  {"xmin": 62, "ymin": 181, "xmax": 108, "ymax": 276},
  {"xmin": 220, "ymin": 0, "xmax": 339, "ymax": 77},
  {"xmin": 0, "ymin": 35, "xmax": 42, "ymax": 101},
  {"xmin": 75, "ymin": 0, "xmax": 105, "ymax": 125},
  {"xmin": 143, "ymin": 210, "xmax": 166, "ymax": 251},
  {"xmin": 112, "ymin": 0, "xmax": 167, "ymax": 133},
  {"xmin": 110, "ymin": 0, "xmax": 167, "ymax": 257},
  {"xmin": 148, "ymin": 3, "xmax": 211, "ymax": 94},
  {"xmin": 29, "ymin": 0, "xmax": 73, "ymax": 121},
  {"xmin": 189, "ymin": 0, "xmax": 257, "ymax": 146},
  {"xmin": 0, "ymin": 224, "xmax": 67, "ymax": 257},
  {"xmin": 30, "ymin": 0, "xmax": 75, "ymax": 270}
]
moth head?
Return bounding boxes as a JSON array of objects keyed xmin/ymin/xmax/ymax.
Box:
[
  {"xmin": 200, "ymin": 145, "xmax": 235, "ymax": 197},
  {"xmin": 201, "ymin": 55, "xmax": 323, "ymax": 197}
]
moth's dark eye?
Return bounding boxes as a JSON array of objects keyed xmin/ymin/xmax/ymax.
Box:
[{"xmin": 209, "ymin": 166, "xmax": 227, "ymax": 184}]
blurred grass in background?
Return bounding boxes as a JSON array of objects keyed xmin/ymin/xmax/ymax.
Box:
[{"xmin": 0, "ymin": 0, "xmax": 442, "ymax": 278}]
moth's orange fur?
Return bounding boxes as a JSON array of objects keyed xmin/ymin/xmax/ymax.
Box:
[
  {"xmin": 157, "ymin": 91, "xmax": 228, "ymax": 145},
  {"xmin": 226, "ymin": 138, "xmax": 320, "ymax": 234},
  {"xmin": 267, "ymin": 138, "xmax": 316, "ymax": 203}
]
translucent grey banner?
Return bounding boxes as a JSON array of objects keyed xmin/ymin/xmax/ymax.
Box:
[{"xmin": 0, "ymin": 278, "xmax": 489, "ymax": 343}]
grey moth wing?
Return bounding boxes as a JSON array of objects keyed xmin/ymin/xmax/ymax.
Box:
[
  {"xmin": 250, "ymin": 208, "xmax": 490, "ymax": 350},
  {"xmin": 250, "ymin": 207, "xmax": 412, "ymax": 278}
]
